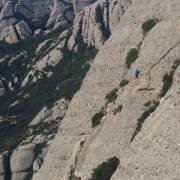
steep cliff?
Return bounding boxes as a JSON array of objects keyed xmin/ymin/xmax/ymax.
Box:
[{"xmin": 32, "ymin": 0, "xmax": 180, "ymax": 179}]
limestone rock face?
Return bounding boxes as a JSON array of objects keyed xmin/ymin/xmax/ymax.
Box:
[
  {"xmin": 32, "ymin": 0, "xmax": 180, "ymax": 180},
  {"xmin": 68, "ymin": 0, "xmax": 132, "ymax": 49}
]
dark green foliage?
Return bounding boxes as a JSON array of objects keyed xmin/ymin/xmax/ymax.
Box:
[
  {"xmin": 126, "ymin": 48, "xmax": 139, "ymax": 69},
  {"xmin": 142, "ymin": 19, "xmax": 159, "ymax": 33},
  {"xmin": 119, "ymin": 79, "xmax": 129, "ymax": 87},
  {"xmin": 159, "ymin": 59, "xmax": 180, "ymax": 97},
  {"xmin": 159, "ymin": 72, "xmax": 172, "ymax": 97},
  {"xmin": 144, "ymin": 101, "xmax": 151, "ymax": 107},
  {"xmin": 131, "ymin": 100, "xmax": 159, "ymax": 142},
  {"xmin": 105, "ymin": 88, "xmax": 118, "ymax": 103},
  {"xmin": 89, "ymin": 156, "xmax": 120, "ymax": 180},
  {"xmin": 116, "ymin": 105, "xmax": 123, "ymax": 113},
  {"xmin": 92, "ymin": 111, "xmax": 105, "ymax": 128}
]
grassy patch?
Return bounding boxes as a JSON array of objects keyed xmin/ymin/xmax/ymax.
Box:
[
  {"xmin": 126, "ymin": 48, "xmax": 139, "ymax": 69},
  {"xmin": 105, "ymin": 88, "xmax": 118, "ymax": 103},
  {"xmin": 131, "ymin": 100, "xmax": 159, "ymax": 142},
  {"xmin": 89, "ymin": 156, "xmax": 120, "ymax": 180},
  {"xmin": 92, "ymin": 111, "xmax": 105, "ymax": 128},
  {"xmin": 159, "ymin": 59, "xmax": 180, "ymax": 97},
  {"xmin": 142, "ymin": 19, "xmax": 159, "ymax": 34},
  {"xmin": 119, "ymin": 79, "xmax": 129, "ymax": 87}
]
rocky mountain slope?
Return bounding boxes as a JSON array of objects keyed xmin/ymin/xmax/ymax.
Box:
[
  {"xmin": 1, "ymin": 0, "xmax": 180, "ymax": 180},
  {"xmin": 32, "ymin": 0, "xmax": 180, "ymax": 179}
]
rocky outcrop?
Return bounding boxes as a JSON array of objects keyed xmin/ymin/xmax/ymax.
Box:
[
  {"xmin": 0, "ymin": 0, "xmax": 98, "ymax": 44},
  {"xmin": 0, "ymin": 97, "xmax": 69, "ymax": 180},
  {"xmin": 15, "ymin": 20, "xmax": 32, "ymax": 40},
  {"xmin": 68, "ymin": 0, "xmax": 132, "ymax": 49},
  {"xmin": 11, "ymin": 144, "xmax": 36, "ymax": 180},
  {"xmin": 33, "ymin": 0, "xmax": 180, "ymax": 179}
]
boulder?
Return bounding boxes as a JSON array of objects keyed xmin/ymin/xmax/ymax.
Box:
[
  {"xmin": 15, "ymin": 20, "xmax": 32, "ymax": 40},
  {"xmin": 11, "ymin": 144, "xmax": 36, "ymax": 173},
  {"xmin": 52, "ymin": 98, "xmax": 69, "ymax": 120},
  {"xmin": 1, "ymin": 24, "xmax": 19, "ymax": 43},
  {"xmin": 33, "ymin": 158, "xmax": 43, "ymax": 172},
  {"xmin": 34, "ymin": 29, "xmax": 44, "ymax": 36}
]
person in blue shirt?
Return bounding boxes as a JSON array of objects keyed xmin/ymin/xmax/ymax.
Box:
[{"xmin": 134, "ymin": 69, "xmax": 140, "ymax": 79}]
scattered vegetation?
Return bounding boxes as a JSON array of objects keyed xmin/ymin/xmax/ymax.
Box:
[
  {"xmin": 159, "ymin": 59, "xmax": 180, "ymax": 97},
  {"xmin": 119, "ymin": 79, "xmax": 129, "ymax": 88},
  {"xmin": 142, "ymin": 19, "xmax": 159, "ymax": 34},
  {"xmin": 92, "ymin": 110, "xmax": 105, "ymax": 128},
  {"xmin": 116, "ymin": 105, "xmax": 123, "ymax": 113},
  {"xmin": 105, "ymin": 88, "xmax": 118, "ymax": 103},
  {"xmin": 89, "ymin": 156, "xmax": 120, "ymax": 180},
  {"xmin": 131, "ymin": 100, "xmax": 159, "ymax": 142},
  {"xmin": 126, "ymin": 48, "xmax": 139, "ymax": 69}
]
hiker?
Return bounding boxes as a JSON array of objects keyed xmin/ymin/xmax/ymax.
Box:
[{"xmin": 134, "ymin": 69, "xmax": 140, "ymax": 79}]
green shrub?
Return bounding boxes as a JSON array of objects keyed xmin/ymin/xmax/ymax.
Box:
[
  {"xmin": 89, "ymin": 156, "xmax": 120, "ymax": 180},
  {"xmin": 144, "ymin": 101, "xmax": 151, "ymax": 107},
  {"xmin": 119, "ymin": 79, "xmax": 129, "ymax": 87},
  {"xmin": 142, "ymin": 19, "xmax": 159, "ymax": 33},
  {"xmin": 131, "ymin": 100, "xmax": 159, "ymax": 142},
  {"xmin": 159, "ymin": 72, "xmax": 172, "ymax": 97},
  {"xmin": 92, "ymin": 111, "xmax": 105, "ymax": 128},
  {"xmin": 126, "ymin": 48, "xmax": 139, "ymax": 69},
  {"xmin": 105, "ymin": 88, "xmax": 118, "ymax": 103},
  {"xmin": 159, "ymin": 59, "xmax": 180, "ymax": 97},
  {"xmin": 116, "ymin": 105, "xmax": 123, "ymax": 113}
]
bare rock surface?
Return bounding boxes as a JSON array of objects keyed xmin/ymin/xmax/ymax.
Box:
[
  {"xmin": 68, "ymin": 0, "xmax": 132, "ymax": 49},
  {"xmin": 33, "ymin": 0, "xmax": 180, "ymax": 179}
]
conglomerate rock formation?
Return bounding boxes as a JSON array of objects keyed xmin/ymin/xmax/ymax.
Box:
[
  {"xmin": 33, "ymin": 0, "xmax": 180, "ymax": 179},
  {"xmin": 1, "ymin": 0, "xmax": 180, "ymax": 180}
]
